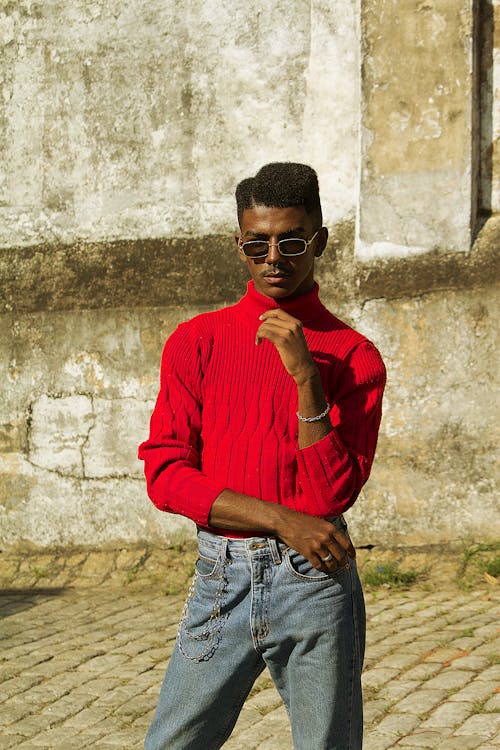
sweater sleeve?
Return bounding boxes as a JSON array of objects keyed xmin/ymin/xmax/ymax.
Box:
[
  {"xmin": 295, "ymin": 341, "xmax": 386, "ymax": 517},
  {"xmin": 138, "ymin": 322, "xmax": 226, "ymax": 525}
]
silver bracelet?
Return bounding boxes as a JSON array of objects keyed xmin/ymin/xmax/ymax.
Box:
[{"xmin": 296, "ymin": 403, "xmax": 331, "ymax": 423}]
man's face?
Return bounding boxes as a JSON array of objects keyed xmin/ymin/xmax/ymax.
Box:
[{"xmin": 236, "ymin": 205, "xmax": 327, "ymax": 300}]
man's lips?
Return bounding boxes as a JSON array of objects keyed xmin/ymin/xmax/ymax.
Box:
[
  {"xmin": 262, "ymin": 274, "xmax": 291, "ymax": 285},
  {"xmin": 263, "ymin": 270, "xmax": 291, "ymax": 278}
]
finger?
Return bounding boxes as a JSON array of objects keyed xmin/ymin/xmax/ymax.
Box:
[
  {"xmin": 259, "ymin": 309, "xmax": 299, "ymax": 323},
  {"xmin": 317, "ymin": 551, "xmax": 343, "ymax": 573},
  {"xmin": 321, "ymin": 541, "xmax": 349, "ymax": 565},
  {"xmin": 257, "ymin": 319, "xmax": 299, "ymax": 336},
  {"xmin": 255, "ymin": 321, "xmax": 301, "ymax": 347},
  {"xmin": 330, "ymin": 528, "xmax": 356, "ymax": 559}
]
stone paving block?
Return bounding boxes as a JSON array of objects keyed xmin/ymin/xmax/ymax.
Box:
[
  {"xmin": 362, "ymin": 729, "xmax": 399, "ymax": 749},
  {"xmin": 403, "ymin": 662, "xmax": 442, "ymax": 680},
  {"xmin": 375, "ymin": 653, "xmax": 420, "ymax": 670},
  {"xmin": 0, "ymin": 736, "xmax": 25, "ymax": 750},
  {"xmin": 424, "ymin": 669, "xmax": 475, "ymax": 691},
  {"xmin": 473, "ymin": 637, "xmax": 500, "ymax": 656},
  {"xmin": 377, "ymin": 680, "xmax": 422, "ymax": 702},
  {"xmin": 476, "ymin": 665, "xmax": 500, "ymax": 682},
  {"xmin": 448, "ymin": 680, "xmax": 498, "ymax": 703},
  {"xmin": 86, "ymin": 727, "xmax": 145, "ymax": 747},
  {"xmin": 74, "ymin": 652, "xmax": 130, "ymax": 674},
  {"xmin": 68, "ymin": 676, "xmax": 123, "ymax": 698},
  {"xmin": 224, "ymin": 707, "xmax": 291, "ymax": 750},
  {"xmin": 454, "ymin": 714, "xmax": 500, "ymax": 738},
  {"xmin": 475, "ymin": 624, "xmax": 500, "ymax": 639},
  {"xmin": 0, "ymin": 703, "xmax": 32, "ymax": 724},
  {"xmin": 364, "ymin": 699, "xmax": 391, "ymax": 726},
  {"xmin": 393, "ymin": 688, "xmax": 448, "ymax": 715},
  {"xmin": 93, "ymin": 683, "xmax": 148, "ymax": 708},
  {"xmin": 74, "ymin": 716, "xmax": 128, "ymax": 738},
  {"xmin": 362, "ymin": 668, "xmax": 401, "ymax": 689},
  {"xmin": 438, "ymin": 736, "xmax": 492, "ymax": 749},
  {"xmin": 403, "ymin": 640, "xmax": 444, "ymax": 656},
  {"xmin": 372, "ymin": 712, "xmax": 420, "ymax": 736},
  {"xmin": 423, "ymin": 647, "xmax": 470, "ymax": 663},
  {"xmin": 59, "ymin": 705, "xmax": 113, "ymax": 730},
  {"xmin": 483, "ymin": 693, "xmax": 500, "ymax": 712},
  {"xmin": 24, "ymin": 727, "xmax": 83, "ymax": 747},
  {"xmin": 37, "ymin": 692, "xmax": 92, "ymax": 721},
  {"xmin": 0, "ymin": 675, "xmax": 43, "ymax": 698},
  {"xmin": 1, "ymin": 714, "xmax": 51, "ymax": 737},
  {"xmin": 447, "ymin": 655, "xmax": 491, "ymax": 670},
  {"xmin": 449, "ymin": 636, "xmax": 485, "ymax": 651},
  {"xmin": 420, "ymin": 700, "xmax": 475, "ymax": 728},
  {"xmin": 397, "ymin": 728, "xmax": 450, "ymax": 746},
  {"xmin": 256, "ymin": 730, "xmax": 293, "ymax": 750},
  {"xmin": 114, "ymin": 695, "xmax": 153, "ymax": 717}
]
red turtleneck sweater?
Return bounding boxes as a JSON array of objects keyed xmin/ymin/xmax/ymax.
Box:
[{"xmin": 138, "ymin": 281, "xmax": 386, "ymax": 537}]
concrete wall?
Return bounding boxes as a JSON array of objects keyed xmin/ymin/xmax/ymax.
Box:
[{"xmin": 1, "ymin": 0, "xmax": 499, "ymax": 551}]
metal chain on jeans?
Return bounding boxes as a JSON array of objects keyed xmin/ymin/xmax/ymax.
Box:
[{"xmin": 177, "ymin": 556, "xmax": 229, "ymax": 662}]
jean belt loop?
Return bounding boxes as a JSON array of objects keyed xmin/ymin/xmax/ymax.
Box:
[
  {"xmin": 268, "ymin": 537, "xmax": 282, "ymax": 565},
  {"xmin": 220, "ymin": 535, "xmax": 229, "ymax": 562}
]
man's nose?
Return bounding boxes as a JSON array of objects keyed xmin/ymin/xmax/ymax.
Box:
[{"xmin": 265, "ymin": 241, "xmax": 281, "ymax": 264}]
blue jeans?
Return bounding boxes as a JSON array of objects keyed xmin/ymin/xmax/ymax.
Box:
[{"xmin": 145, "ymin": 517, "xmax": 365, "ymax": 750}]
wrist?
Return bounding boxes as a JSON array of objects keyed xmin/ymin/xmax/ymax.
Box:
[
  {"xmin": 294, "ymin": 367, "xmax": 320, "ymax": 388},
  {"xmin": 268, "ymin": 504, "xmax": 298, "ymax": 538}
]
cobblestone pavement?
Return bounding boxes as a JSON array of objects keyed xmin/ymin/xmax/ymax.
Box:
[{"xmin": 1, "ymin": 583, "xmax": 498, "ymax": 750}]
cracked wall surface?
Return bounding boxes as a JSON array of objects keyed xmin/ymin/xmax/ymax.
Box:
[
  {"xmin": 0, "ymin": 1, "xmax": 499, "ymax": 551},
  {"xmin": 0, "ymin": 286, "xmax": 498, "ymax": 550}
]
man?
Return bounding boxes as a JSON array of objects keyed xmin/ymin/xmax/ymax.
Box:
[{"xmin": 139, "ymin": 162, "xmax": 386, "ymax": 750}]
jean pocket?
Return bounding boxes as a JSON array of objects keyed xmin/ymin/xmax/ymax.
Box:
[
  {"xmin": 195, "ymin": 552, "xmax": 220, "ymax": 578},
  {"xmin": 284, "ymin": 549, "xmax": 350, "ymax": 583},
  {"xmin": 178, "ymin": 553, "xmax": 229, "ymax": 662}
]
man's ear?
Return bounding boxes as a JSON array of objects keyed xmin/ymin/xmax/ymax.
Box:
[{"xmin": 314, "ymin": 227, "xmax": 329, "ymax": 257}]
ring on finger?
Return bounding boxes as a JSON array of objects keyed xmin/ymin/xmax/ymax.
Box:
[{"xmin": 321, "ymin": 552, "xmax": 333, "ymax": 563}]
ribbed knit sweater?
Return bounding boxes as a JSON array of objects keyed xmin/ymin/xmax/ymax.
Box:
[{"xmin": 138, "ymin": 280, "xmax": 386, "ymax": 537}]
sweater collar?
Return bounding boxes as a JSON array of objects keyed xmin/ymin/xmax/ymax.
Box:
[{"xmin": 236, "ymin": 280, "xmax": 326, "ymax": 325}]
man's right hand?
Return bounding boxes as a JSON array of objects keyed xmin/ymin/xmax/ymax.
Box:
[
  {"xmin": 208, "ymin": 490, "xmax": 355, "ymax": 573},
  {"xmin": 274, "ymin": 508, "xmax": 355, "ymax": 573}
]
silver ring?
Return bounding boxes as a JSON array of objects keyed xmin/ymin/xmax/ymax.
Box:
[{"xmin": 321, "ymin": 552, "xmax": 333, "ymax": 563}]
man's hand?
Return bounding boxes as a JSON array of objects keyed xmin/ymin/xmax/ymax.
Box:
[
  {"xmin": 256, "ymin": 309, "xmax": 317, "ymax": 386},
  {"xmin": 275, "ymin": 508, "xmax": 356, "ymax": 573},
  {"xmin": 209, "ymin": 491, "xmax": 355, "ymax": 574},
  {"xmin": 257, "ymin": 308, "xmax": 332, "ymax": 449}
]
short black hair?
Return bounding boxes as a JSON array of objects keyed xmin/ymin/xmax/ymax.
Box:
[{"xmin": 235, "ymin": 162, "xmax": 322, "ymax": 228}]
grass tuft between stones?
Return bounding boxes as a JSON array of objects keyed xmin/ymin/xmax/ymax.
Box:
[{"xmin": 360, "ymin": 562, "xmax": 420, "ymax": 589}]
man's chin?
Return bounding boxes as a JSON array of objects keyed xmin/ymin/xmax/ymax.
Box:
[{"xmin": 256, "ymin": 278, "xmax": 294, "ymax": 298}]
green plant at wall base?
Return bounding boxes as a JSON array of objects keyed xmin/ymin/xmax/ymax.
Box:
[
  {"xmin": 360, "ymin": 562, "xmax": 419, "ymax": 588},
  {"xmin": 485, "ymin": 556, "xmax": 500, "ymax": 578},
  {"xmin": 459, "ymin": 541, "xmax": 500, "ymax": 581}
]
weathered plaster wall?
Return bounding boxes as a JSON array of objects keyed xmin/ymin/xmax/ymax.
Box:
[
  {"xmin": 0, "ymin": 0, "xmax": 359, "ymax": 247},
  {"xmin": 1, "ymin": 275, "xmax": 498, "ymax": 549},
  {"xmin": 0, "ymin": 1, "xmax": 499, "ymax": 552},
  {"xmin": 357, "ymin": 0, "xmax": 476, "ymax": 258},
  {"xmin": 480, "ymin": 0, "xmax": 500, "ymax": 212}
]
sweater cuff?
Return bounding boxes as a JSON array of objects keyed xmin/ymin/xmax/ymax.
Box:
[
  {"xmin": 152, "ymin": 470, "xmax": 227, "ymax": 527},
  {"xmin": 298, "ymin": 428, "xmax": 347, "ymax": 466},
  {"xmin": 296, "ymin": 430, "xmax": 350, "ymax": 515}
]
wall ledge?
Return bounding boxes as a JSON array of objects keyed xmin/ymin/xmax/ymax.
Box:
[{"xmin": 0, "ymin": 216, "xmax": 498, "ymax": 314}]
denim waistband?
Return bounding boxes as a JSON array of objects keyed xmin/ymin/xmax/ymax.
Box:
[{"xmin": 197, "ymin": 515, "xmax": 346, "ymax": 562}]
